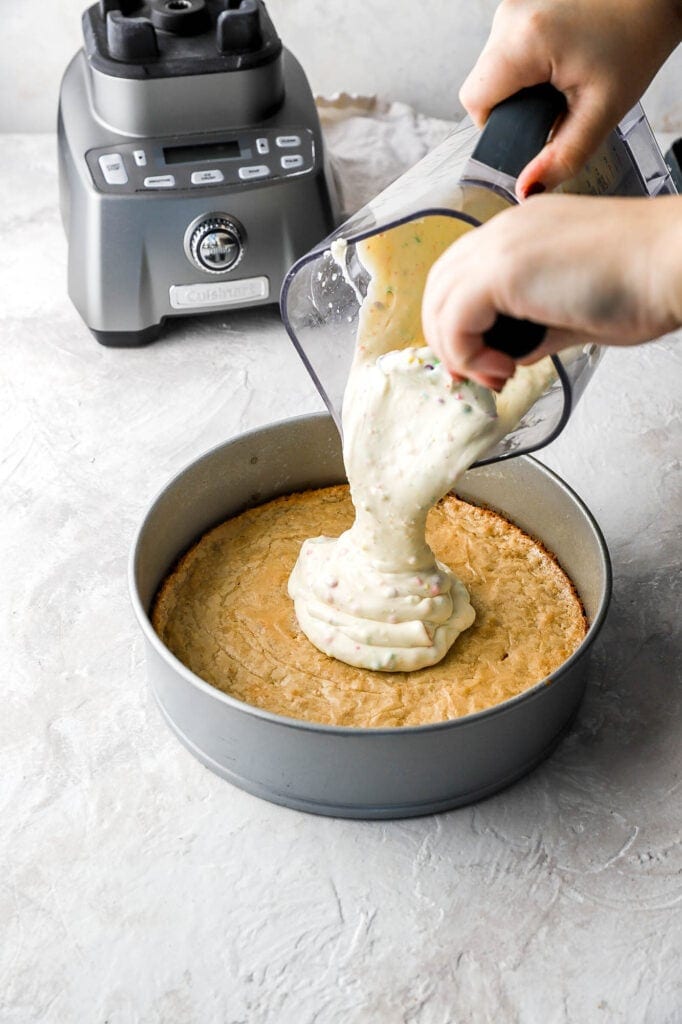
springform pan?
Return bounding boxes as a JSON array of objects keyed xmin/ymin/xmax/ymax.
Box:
[{"xmin": 129, "ymin": 413, "xmax": 611, "ymax": 819}]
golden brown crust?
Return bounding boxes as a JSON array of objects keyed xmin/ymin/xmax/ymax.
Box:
[{"xmin": 152, "ymin": 486, "xmax": 587, "ymax": 728}]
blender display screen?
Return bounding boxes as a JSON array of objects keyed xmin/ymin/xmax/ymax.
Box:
[{"xmin": 163, "ymin": 140, "xmax": 242, "ymax": 164}]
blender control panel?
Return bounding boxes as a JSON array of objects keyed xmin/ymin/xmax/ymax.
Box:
[{"xmin": 86, "ymin": 127, "xmax": 315, "ymax": 194}]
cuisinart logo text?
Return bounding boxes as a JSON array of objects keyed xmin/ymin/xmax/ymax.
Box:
[{"xmin": 169, "ymin": 277, "xmax": 269, "ymax": 309}]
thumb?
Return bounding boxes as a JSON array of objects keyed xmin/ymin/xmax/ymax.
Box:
[{"xmin": 516, "ymin": 88, "xmax": 616, "ymax": 197}]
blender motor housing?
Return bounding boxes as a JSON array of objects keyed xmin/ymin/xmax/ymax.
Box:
[{"xmin": 58, "ymin": 0, "xmax": 339, "ymax": 346}]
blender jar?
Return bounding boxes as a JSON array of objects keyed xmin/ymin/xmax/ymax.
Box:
[{"xmin": 281, "ymin": 93, "xmax": 674, "ymax": 466}]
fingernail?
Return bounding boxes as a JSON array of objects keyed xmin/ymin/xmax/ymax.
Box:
[
  {"xmin": 464, "ymin": 349, "xmax": 511, "ymax": 378},
  {"xmin": 524, "ymin": 182, "xmax": 546, "ymax": 198},
  {"xmin": 483, "ymin": 371, "xmax": 512, "ymax": 390}
]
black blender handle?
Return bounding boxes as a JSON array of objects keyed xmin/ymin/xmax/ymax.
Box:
[
  {"xmin": 472, "ymin": 84, "xmax": 567, "ymax": 358},
  {"xmin": 483, "ymin": 314, "xmax": 547, "ymax": 359},
  {"xmin": 472, "ymin": 82, "xmax": 567, "ymax": 178}
]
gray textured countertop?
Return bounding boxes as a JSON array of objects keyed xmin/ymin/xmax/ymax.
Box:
[{"xmin": 2, "ymin": 134, "xmax": 681, "ymax": 1023}]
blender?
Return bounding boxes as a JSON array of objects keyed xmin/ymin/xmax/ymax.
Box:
[{"xmin": 58, "ymin": 0, "xmax": 339, "ymax": 346}]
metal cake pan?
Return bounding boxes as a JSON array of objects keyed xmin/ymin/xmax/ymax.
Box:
[{"xmin": 129, "ymin": 413, "xmax": 611, "ymax": 819}]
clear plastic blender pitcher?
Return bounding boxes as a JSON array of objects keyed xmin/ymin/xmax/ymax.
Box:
[{"xmin": 281, "ymin": 88, "xmax": 674, "ymax": 466}]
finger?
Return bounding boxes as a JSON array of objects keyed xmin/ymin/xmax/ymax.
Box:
[
  {"xmin": 423, "ymin": 275, "xmax": 495, "ymax": 371},
  {"xmin": 460, "ymin": 43, "xmax": 550, "ymax": 127},
  {"xmin": 425, "ymin": 282, "xmax": 517, "ymax": 386},
  {"xmin": 516, "ymin": 87, "xmax": 616, "ymax": 196},
  {"xmin": 422, "ymin": 230, "xmax": 483, "ymax": 327},
  {"xmin": 463, "ymin": 347, "xmax": 517, "ymax": 390}
]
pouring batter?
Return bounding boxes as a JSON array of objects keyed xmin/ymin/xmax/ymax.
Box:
[{"xmin": 289, "ymin": 219, "xmax": 558, "ymax": 671}]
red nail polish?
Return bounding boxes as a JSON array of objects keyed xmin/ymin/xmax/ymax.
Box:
[{"xmin": 525, "ymin": 182, "xmax": 546, "ymax": 197}]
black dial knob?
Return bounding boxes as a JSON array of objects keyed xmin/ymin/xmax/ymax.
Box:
[{"xmin": 187, "ymin": 216, "xmax": 244, "ymax": 274}]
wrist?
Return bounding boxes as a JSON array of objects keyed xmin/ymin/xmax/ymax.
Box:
[
  {"xmin": 660, "ymin": 0, "xmax": 682, "ymax": 43},
  {"xmin": 652, "ymin": 197, "xmax": 682, "ymax": 328},
  {"xmin": 670, "ymin": 1, "xmax": 682, "ymax": 32},
  {"xmin": 625, "ymin": 0, "xmax": 682, "ymax": 57}
]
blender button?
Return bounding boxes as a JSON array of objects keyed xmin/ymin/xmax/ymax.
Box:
[
  {"xmin": 256, "ymin": 138, "xmax": 270, "ymax": 155},
  {"xmin": 239, "ymin": 165, "xmax": 270, "ymax": 180},
  {"xmin": 98, "ymin": 153, "xmax": 128, "ymax": 185},
  {"xmin": 133, "ymin": 149, "xmax": 147, "ymax": 167},
  {"xmin": 191, "ymin": 169, "xmax": 225, "ymax": 185},
  {"xmin": 281, "ymin": 154, "xmax": 304, "ymax": 170},
  {"xmin": 276, "ymin": 135, "xmax": 301, "ymax": 148},
  {"xmin": 144, "ymin": 174, "xmax": 175, "ymax": 188}
]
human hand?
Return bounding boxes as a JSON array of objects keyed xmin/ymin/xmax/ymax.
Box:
[
  {"xmin": 461, "ymin": 0, "xmax": 682, "ymax": 198},
  {"xmin": 421, "ymin": 194, "xmax": 682, "ymax": 388}
]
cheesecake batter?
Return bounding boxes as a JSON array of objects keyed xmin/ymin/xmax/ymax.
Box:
[{"xmin": 289, "ymin": 217, "xmax": 558, "ymax": 671}]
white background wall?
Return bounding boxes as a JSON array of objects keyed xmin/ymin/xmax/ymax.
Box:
[{"xmin": 2, "ymin": 0, "xmax": 682, "ymax": 132}]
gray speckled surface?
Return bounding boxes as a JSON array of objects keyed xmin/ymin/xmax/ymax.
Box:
[{"xmin": 1, "ymin": 133, "xmax": 681, "ymax": 1023}]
